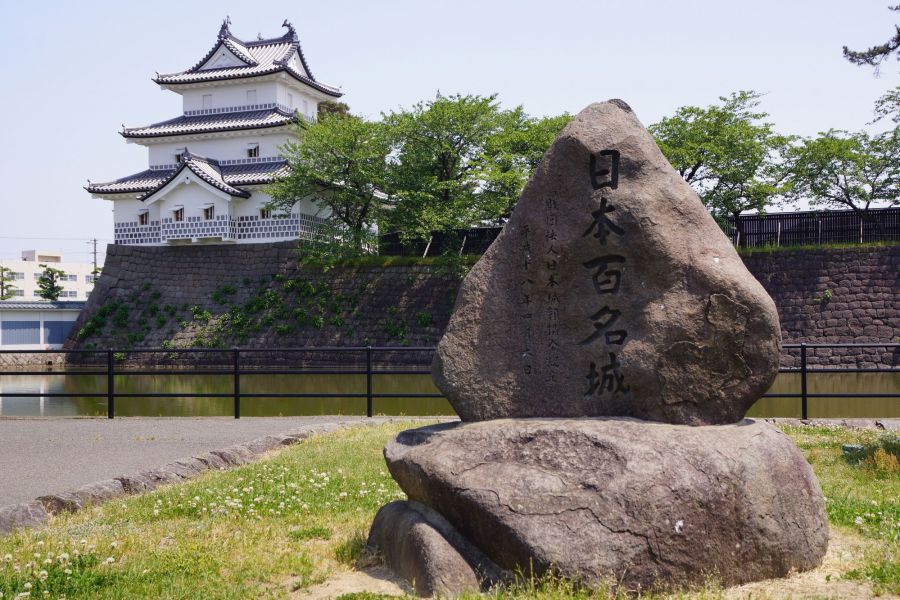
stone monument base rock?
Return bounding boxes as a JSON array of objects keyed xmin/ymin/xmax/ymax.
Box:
[{"xmin": 370, "ymin": 418, "xmax": 828, "ymax": 594}]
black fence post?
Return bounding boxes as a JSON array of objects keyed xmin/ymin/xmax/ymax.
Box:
[
  {"xmin": 233, "ymin": 348, "xmax": 241, "ymax": 419},
  {"xmin": 366, "ymin": 345, "xmax": 373, "ymax": 418},
  {"xmin": 107, "ymin": 350, "xmax": 115, "ymax": 419},
  {"xmin": 800, "ymin": 343, "xmax": 808, "ymax": 420}
]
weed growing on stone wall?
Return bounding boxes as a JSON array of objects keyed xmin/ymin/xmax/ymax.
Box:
[
  {"xmin": 75, "ymin": 264, "xmax": 451, "ymax": 350},
  {"xmin": 383, "ymin": 318, "xmax": 409, "ymax": 344},
  {"xmin": 191, "ymin": 306, "xmax": 212, "ymax": 323},
  {"xmin": 211, "ymin": 285, "xmax": 237, "ymax": 304}
]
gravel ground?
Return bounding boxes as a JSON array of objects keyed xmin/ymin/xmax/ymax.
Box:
[{"xmin": 0, "ymin": 417, "xmax": 379, "ymax": 506}]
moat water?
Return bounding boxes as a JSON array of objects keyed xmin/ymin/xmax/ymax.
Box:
[{"xmin": 0, "ymin": 371, "xmax": 896, "ymax": 418}]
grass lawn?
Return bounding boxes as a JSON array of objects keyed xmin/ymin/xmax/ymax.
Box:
[{"xmin": 0, "ymin": 422, "xmax": 896, "ymax": 600}]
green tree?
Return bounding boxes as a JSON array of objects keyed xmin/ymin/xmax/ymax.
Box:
[
  {"xmin": 382, "ymin": 93, "xmax": 510, "ymax": 240},
  {"xmin": 0, "ymin": 266, "xmax": 17, "ymax": 300},
  {"xmin": 648, "ymin": 91, "xmax": 792, "ymax": 245},
  {"xmin": 36, "ymin": 264, "xmax": 65, "ymax": 301},
  {"xmin": 317, "ymin": 100, "xmax": 351, "ymax": 119},
  {"xmin": 873, "ymin": 86, "xmax": 900, "ymax": 123},
  {"xmin": 479, "ymin": 110, "xmax": 572, "ymax": 220},
  {"xmin": 270, "ymin": 113, "xmax": 393, "ymax": 252},
  {"xmin": 786, "ymin": 128, "xmax": 900, "ymax": 225},
  {"xmin": 843, "ymin": 4, "xmax": 900, "ymax": 73}
]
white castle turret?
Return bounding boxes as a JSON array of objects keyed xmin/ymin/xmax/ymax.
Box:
[{"xmin": 87, "ymin": 18, "xmax": 342, "ymax": 245}]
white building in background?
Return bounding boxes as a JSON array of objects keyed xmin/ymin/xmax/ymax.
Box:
[
  {"xmin": 0, "ymin": 251, "xmax": 98, "ymax": 301},
  {"xmin": 87, "ymin": 19, "xmax": 344, "ymax": 245},
  {"xmin": 0, "ymin": 301, "xmax": 85, "ymax": 350}
]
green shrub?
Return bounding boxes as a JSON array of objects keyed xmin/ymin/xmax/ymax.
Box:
[
  {"xmin": 112, "ymin": 304, "xmax": 129, "ymax": 328},
  {"xmin": 415, "ymin": 311, "xmax": 432, "ymax": 327},
  {"xmin": 384, "ymin": 318, "xmax": 408, "ymax": 342},
  {"xmin": 275, "ymin": 324, "xmax": 292, "ymax": 336},
  {"xmin": 312, "ymin": 315, "xmax": 324, "ymax": 329},
  {"xmin": 191, "ymin": 305, "xmax": 212, "ymax": 323},
  {"xmin": 212, "ymin": 284, "xmax": 237, "ymax": 304},
  {"xmin": 294, "ymin": 308, "xmax": 308, "ymax": 325},
  {"xmin": 844, "ymin": 433, "xmax": 900, "ymax": 476}
]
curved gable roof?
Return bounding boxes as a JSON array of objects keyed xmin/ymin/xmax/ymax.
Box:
[
  {"xmin": 153, "ymin": 19, "xmax": 342, "ymax": 97},
  {"xmin": 139, "ymin": 151, "xmax": 251, "ymax": 203}
]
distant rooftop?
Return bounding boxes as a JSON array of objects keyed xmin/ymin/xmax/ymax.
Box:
[
  {"xmin": 20, "ymin": 250, "xmax": 62, "ymax": 263},
  {"xmin": 0, "ymin": 301, "xmax": 87, "ymax": 310}
]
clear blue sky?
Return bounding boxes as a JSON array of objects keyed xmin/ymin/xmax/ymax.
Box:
[{"xmin": 0, "ymin": 0, "xmax": 897, "ymax": 263}]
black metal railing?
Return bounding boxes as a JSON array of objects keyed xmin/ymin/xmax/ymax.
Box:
[
  {"xmin": 0, "ymin": 343, "xmax": 896, "ymax": 420},
  {"xmin": 722, "ymin": 207, "xmax": 900, "ymax": 247},
  {"xmin": 378, "ymin": 208, "xmax": 900, "ymax": 256},
  {"xmin": 761, "ymin": 342, "xmax": 899, "ymax": 420},
  {"xmin": 0, "ymin": 346, "xmax": 441, "ymax": 419}
]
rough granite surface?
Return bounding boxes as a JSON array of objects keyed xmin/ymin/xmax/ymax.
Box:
[{"xmin": 384, "ymin": 418, "xmax": 829, "ymax": 591}]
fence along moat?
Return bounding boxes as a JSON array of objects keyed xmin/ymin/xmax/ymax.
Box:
[{"xmin": 0, "ymin": 344, "xmax": 896, "ymax": 419}]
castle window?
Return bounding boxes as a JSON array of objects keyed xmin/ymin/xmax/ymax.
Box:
[
  {"xmin": 303, "ymin": 99, "xmax": 309, "ymax": 116},
  {"xmin": 173, "ymin": 207, "xmax": 184, "ymax": 222},
  {"xmin": 138, "ymin": 212, "xmax": 149, "ymax": 226},
  {"xmin": 175, "ymin": 148, "xmax": 186, "ymax": 163},
  {"xmin": 247, "ymin": 143, "xmax": 259, "ymax": 158},
  {"xmin": 203, "ymin": 205, "xmax": 215, "ymax": 220},
  {"xmin": 202, "ymin": 94, "xmax": 213, "ymax": 110},
  {"xmin": 247, "ymin": 90, "xmax": 257, "ymax": 105},
  {"xmin": 260, "ymin": 208, "xmax": 271, "ymax": 219},
  {"xmin": 287, "ymin": 93, "xmax": 293, "ymax": 109}
]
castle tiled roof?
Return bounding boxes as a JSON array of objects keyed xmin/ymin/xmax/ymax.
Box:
[
  {"xmin": 122, "ymin": 107, "xmax": 298, "ymax": 139},
  {"xmin": 149, "ymin": 152, "xmax": 251, "ymax": 200},
  {"xmin": 87, "ymin": 156, "xmax": 288, "ymax": 196},
  {"xmin": 153, "ymin": 19, "xmax": 342, "ymax": 97}
]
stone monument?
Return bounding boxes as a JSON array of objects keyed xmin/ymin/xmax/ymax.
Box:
[{"xmin": 368, "ymin": 100, "xmax": 828, "ymax": 596}]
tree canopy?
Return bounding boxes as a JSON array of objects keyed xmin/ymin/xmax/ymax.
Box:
[
  {"xmin": 785, "ymin": 128, "xmax": 900, "ymax": 216},
  {"xmin": 648, "ymin": 91, "xmax": 792, "ymax": 243},
  {"xmin": 383, "ymin": 93, "xmax": 570, "ymax": 240},
  {"xmin": 36, "ymin": 264, "xmax": 65, "ymax": 301},
  {"xmin": 269, "ymin": 113, "xmax": 393, "ymax": 251},
  {"xmin": 273, "ymin": 92, "xmax": 571, "ymax": 251}
]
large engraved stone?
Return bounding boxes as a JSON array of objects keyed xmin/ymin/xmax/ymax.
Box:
[
  {"xmin": 433, "ymin": 100, "xmax": 781, "ymax": 424},
  {"xmin": 384, "ymin": 419, "xmax": 829, "ymax": 592}
]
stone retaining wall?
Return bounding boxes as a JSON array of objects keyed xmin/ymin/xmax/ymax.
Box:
[
  {"xmin": 742, "ymin": 245, "xmax": 899, "ymax": 368},
  {"xmin": 63, "ymin": 243, "xmax": 898, "ymax": 369}
]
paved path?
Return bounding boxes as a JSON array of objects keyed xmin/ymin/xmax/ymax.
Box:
[{"xmin": 0, "ymin": 417, "xmax": 375, "ymax": 506}]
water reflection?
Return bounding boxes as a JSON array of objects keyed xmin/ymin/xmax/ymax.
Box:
[{"xmin": 0, "ymin": 371, "xmax": 896, "ymax": 418}]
